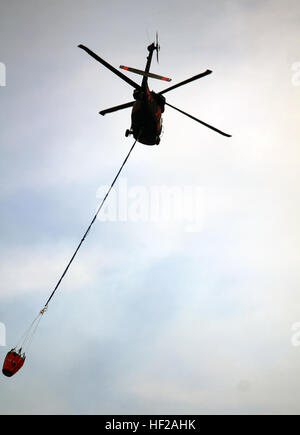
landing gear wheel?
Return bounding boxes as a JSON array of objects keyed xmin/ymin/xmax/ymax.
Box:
[
  {"xmin": 125, "ymin": 129, "xmax": 131, "ymax": 137},
  {"xmin": 155, "ymin": 137, "xmax": 160, "ymax": 145}
]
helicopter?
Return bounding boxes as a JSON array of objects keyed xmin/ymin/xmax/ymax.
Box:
[{"xmin": 78, "ymin": 35, "xmax": 231, "ymax": 145}]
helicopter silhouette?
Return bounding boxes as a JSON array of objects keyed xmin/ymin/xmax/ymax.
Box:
[{"xmin": 78, "ymin": 34, "xmax": 231, "ymax": 145}]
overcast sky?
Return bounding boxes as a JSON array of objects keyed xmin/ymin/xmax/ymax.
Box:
[{"xmin": 1, "ymin": 0, "xmax": 300, "ymax": 414}]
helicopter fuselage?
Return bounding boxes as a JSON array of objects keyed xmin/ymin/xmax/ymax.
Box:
[
  {"xmin": 130, "ymin": 88, "xmax": 165, "ymax": 145},
  {"xmin": 127, "ymin": 43, "xmax": 165, "ymax": 145}
]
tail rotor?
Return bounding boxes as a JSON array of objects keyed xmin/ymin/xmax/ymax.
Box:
[{"xmin": 155, "ymin": 32, "xmax": 160, "ymax": 63}]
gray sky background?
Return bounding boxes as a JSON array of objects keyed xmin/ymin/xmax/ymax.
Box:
[{"xmin": 0, "ymin": 0, "xmax": 300, "ymax": 414}]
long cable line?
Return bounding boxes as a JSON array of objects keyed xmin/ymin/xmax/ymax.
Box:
[
  {"xmin": 44, "ymin": 138, "xmax": 137, "ymax": 308},
  {"xmin": 16, "ymin": 138, "xmax": 138, "ymax": 350}
]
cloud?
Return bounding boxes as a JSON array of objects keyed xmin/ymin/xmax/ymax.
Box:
[{"xmin": 1, "ymin": 0, "xmax": 300, "ymax": 415}]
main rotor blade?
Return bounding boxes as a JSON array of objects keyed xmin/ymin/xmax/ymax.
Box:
[
  {"xmin": 159, "ymin": 70, "xmax": 212, "ymax": 95},
  {"xmin": 99, "ymin": 101, "xmax": 134, "ymax": 116},
  {"xmin": 120, "ymin": 65, "xmax": 171, "ymax": 82},
  {"xmin": 166, "ymin": 102, "xmax": 232, "ymax": 137},
  {"xmin": 78, "ymin": 44, "xmax": 141, "ymax": 91}
]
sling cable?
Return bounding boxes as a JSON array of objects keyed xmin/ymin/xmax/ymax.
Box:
[{"xmin": 2, "ymin": 139, "xmax": 137, "ymax": 377}]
